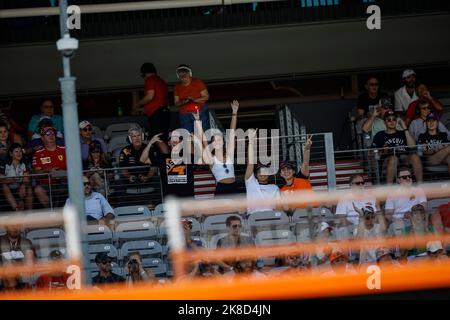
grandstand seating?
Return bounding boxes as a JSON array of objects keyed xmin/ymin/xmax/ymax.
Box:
[
  {"xmin": 119, "ymin": 240, "xmax": 163, "ymax": 262},
  {"xmin": 86, "ymin": 224, "xmax": 113, "ymax": 244},
  {"xmin": 25, "ymin": 228, "xmax": 66, "ymax": 249},
  {"xmin": 114, "ymin": 221, "xmax": 158, "ymax": 245},
  {"xmin": 114, "ymin": 205, "xmax": 152, "ymax": 222},
  {"xmin": 104, "ymin": 122, "xmax": 141, "ymax": 141}
]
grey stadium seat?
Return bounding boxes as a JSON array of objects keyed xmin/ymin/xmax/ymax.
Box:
[
  {"xmin": 104, "ymin": 122, "xmax": 141, "ymax": 140},
  {"xmin": 86, "ymin": 224, "xmax": 113, "ymax": 244},
  {"xmin": 114, "ymin": 221, "xmax": 158, "ymax": 244},
  {"xmin": 88, "ymin": 243, "xmax": 119, "ymax": 262},
  {"xmin": 26, "ymin": 228, "xmax": 65, "ymax": 248},
  {"xmin": 255, "ymin": 229, "xmax": 296, "ymax": 246},
  {"xmin": 119, "ymin": 240, "xmax": 163, "ymax": 261},
  {"xmin": 114, "ymin": 205, "xmax": 152, "ymax": 222},
  {"xmin": 203, "ymin": 214, "xmax": 244, "ymax": 235}
]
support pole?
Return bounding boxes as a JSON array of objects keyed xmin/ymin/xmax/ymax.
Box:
[{"xmin": 57, "ymin": 0, "xmax": 91, "ymax": 285}]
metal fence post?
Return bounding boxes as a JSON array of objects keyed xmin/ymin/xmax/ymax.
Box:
[{"xmin": 324, "ymin": 132, "xmax": 337, "ymax": 191}]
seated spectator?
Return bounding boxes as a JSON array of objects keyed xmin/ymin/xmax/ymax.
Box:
[
  {"xmin": 174, "ymin": 64, "xmax": 210, "ymax": 132},
  {"xmin": 372, "ymin": 110, "xmax": 423, "ymax": 183},
  {"xmin": 32, "ymin": 126, "xmax": 67, "ymax": 208},
  {"xmin": 35, "ymin": 249, "xmax": 70, "ymax": 290},
  {"xmin": 426, "ymin": 241, "xmax": 449, "ymax": 261},
  {"xmin": 194, "ymin": 101, "xmax": 240, "ymax": 196},
  {"xmin": 279, "ymin": 135, "xmax": 315, "ymax": 209},
  {"xmin": 233, "ymin": 259, "xmax": 267, "ymax": 279},
  {"xmin": 92, "ymin": 252, "xmax": 125, "ymax": 285},
  {"xmin": 0, "ymin": 122, "xmax": 11, "ymax": 170},
  {"xmin": 0, "ymin": 276, "xmax": 31, "ymax": 291},
  {"xmin": 245, "ymin": 129, "xmax": 281, "ymax": 215},
  {"xmin": 0, "ymin": 110, "xmax": 25, "ymax": 145},
  {"xmin": 65, "ymin": 175, "xmax": 115, "ymax": 226},
  {"xmin": 335, "ymin": 173, "xmax": 377, "ymax": 227},
  {"xmin": 322, "ymin": 249, "xmax": 356, "ymax": 275},
  {"xmin": 362, "ymin": 98, "xmax": 401, "ymax": 143},
  {"xmin": 86, "ymin": 141, "xmax": 111, "ymax": 196},
  {"xmin": 375, "ymin": 247, "xmax": 400, "ymax": 267},
  {"xmin": 353, "ymin": 204, "xmax": 387, "ymax": 265},
  {"xmin": 409, "ymin": 101, "xmax": 449, "ymax": 142},
  {"xmin": 217, "ymin": 216, "xmax": 254, "ymax": 272},
  {"xmin": 140, "ymin": 130, "xmax": 194, "ymax": 199},
  {"xmin": 124, "ymin": 252, "xmax": 155, "ymax": 286},
  {"xmin": 118, "ymin": 126, "xmax": 157, "ymax": 195},
  {"xmin": 402, "ymin": 204, "xmax": 436, "ymax": 258},
  {"xmin": 384, "ymin": 166, "xmax": 427, "ymax": 222},
  {"xmin": 0, "ymin": 143, "xmax": 33, "ymax": 211},
  {"xmin": 417, "ymin": 112, "xmax": 450, "ymax": 175},
  {"xmin": 312, "ymin": 222, "xmax": 335, "ymax": 267},
  {"xmin": 356, "ymin": 75, "xmax": 389, "ymax": 120},
  {"xmin": 0, "ymin": 225, "xmax": 34, "ymax": 264},
  {"xmin": 394, "ymin": 69, "xmax": 418, "ymax": 114},
  {"xmin": 79, "ymin": 120, "xmax": 107, "ymax": 165},
  {"xmin": 24, "ymin": 118, "xmax": 65, "ymax": 158},
  {"xmin": 405, "ymin": 82, "xmax": 444, "ymax": 126},
  {"xmin": 436, "ymin": 201, "xmax": 450, "ymax": 233},
  {"xmin": 275, "ymin": 253, "xmax": 311, "ymax": 274},
  {"xmin": 27, "ymin": 99, "xmax": 64, "ymax": 140}
]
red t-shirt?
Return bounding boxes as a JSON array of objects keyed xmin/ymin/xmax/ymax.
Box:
[
  {"xmin": 32, "ymin": 146, "xmax": 67, "ymax": 184},
  {"xmin": 174, "ymin": 78, "xmax": 207, "ymax": 113},
  {"xmin": 144, "ymin": 75, "xmax": 168, "ymax": 117},
  {"xmin": 35, "ymin": 273, "xmax": 70, "ymax": 290},
  {"xmin": 437, "ymin": 203, "xmax": 450, "ymax": 229},
  {"xmin": 406, "ymin": 100, "xmax": 441, "ymax": 122}
]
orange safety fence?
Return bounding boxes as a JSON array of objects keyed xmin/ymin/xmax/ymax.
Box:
[{"xmin": 1, "ymin": 259, "xmax": 449, "ymax": 300}]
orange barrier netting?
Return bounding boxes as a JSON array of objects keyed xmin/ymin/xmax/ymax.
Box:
[
  {"xmin": 1, "ymin": 259, "xmax": 449, "ymax": 300},
  {"xmin": 0, "ymin": 211, "xmax": 64, "ymax": 228},
  {"xmin": 0, "ymin": 259, "xmax": 80, "ymax": 278}
]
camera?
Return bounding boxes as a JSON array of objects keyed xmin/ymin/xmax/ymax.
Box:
[{"xmin": 56, "ymin": 34, "xmax": 79, "ymax": 58}]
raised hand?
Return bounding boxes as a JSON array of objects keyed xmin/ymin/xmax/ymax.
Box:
[
  {"xmin": 231, "ymin": 100, "xmax": 239, "ymax": 114},
  {"xmin": 247, "ymin": 128, "xmax": 258, "ymax": 141},
  {"xmin": 352, "ymin": 202, "xmax": 364, "ymax": 218},
  {"xmin": 304, "ymin": 134, "xmax": 313, "ymax": 150},
  {"xmin": 193, "ymin": 108, "xmax": 200, "ymax": 121},
  {"xmin": 149, "ymin": 133, "xmax": 163, "ymax": 146}
]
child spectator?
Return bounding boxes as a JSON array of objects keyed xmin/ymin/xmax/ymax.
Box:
[{"xmin": 0, "ymin": 143, "xmax": 33, "ymax": 211}]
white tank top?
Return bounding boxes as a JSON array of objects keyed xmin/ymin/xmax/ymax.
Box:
[{"xmin": 211, "ymin": 156, "xmax": 235, "ymax": 182}]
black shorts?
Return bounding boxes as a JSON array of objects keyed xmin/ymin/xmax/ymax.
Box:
[
  {"xmin": 215, "ymin": 181, "xmax": 239, "ymax": 195},
  {"xmin": 147, "ymin": 107, "xmax": 170, "ymax": 142}
]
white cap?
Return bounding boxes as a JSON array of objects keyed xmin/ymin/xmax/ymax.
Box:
[
  {"xmin": 79, "ymin": 120, "xmax": 92, "ymax": 129},
  {"xmin": 426, "ymin": 240, "xmax": 443, "ymax": 253},
  {"xmin": 402, "ymin": 69, "xmax": 416, "ymax": 78}
]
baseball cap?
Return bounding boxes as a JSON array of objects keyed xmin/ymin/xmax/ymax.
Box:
[
  {"xmin": 49, "ymin": 249, "xmax": 64, "ymax": 260},
  {"xmin": 254, "ymin": 162, "xmax": 270, "ymax": 173},
  {"xmin": 40, "ymin": 126, "xmax": 57, "ymax": 136},
  {"xmin": 361, "ymin": 205, "xmax": 375, "ymax": 216},
  {"xmin": 95, "ymin": 252, "xmax": 112, "ymax": 263},
  {"xmin": 79, "ymin": 120, "xmax": 92, "ymax": 130},
  {"xmin": 402, "ymin": 69, "xmax": 416, "ymax": 78},
  {"xmin": 181, "ymin": 218, "xmax": 193, "ymax": 225},
  {"xmin": 426, "ymin": 241, "xmax": 443, "ymax": 253},
  {"xmin": 329, "ymin": 250, "xmax": 348, "ymax": 263},
  {"xmin": 383, "ymin": 110, "xmax": 396, "ymax": 120},
  {"xmin": 279, "ymin": 160, "xmax": 296, "ymax": 171},
  {"xmin": 426, "ymin": 112, "xmax": 439, "ymax": 122},
  {"xmin": 376, "ymin": 247, "xmax": 394, "ymax": 261}
]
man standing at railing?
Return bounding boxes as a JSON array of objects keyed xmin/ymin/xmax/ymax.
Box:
[
  {"xmin": 174, "ymin": 64, "xmax": 210, "ymax": 133},
  {"xmin": 394, "ymin": 69, "xmax": 418, "ymax": 116},
  {"xmin": 135, "ymin": 63, "xmax": 170, "ymax": 145},
  {"xmin": 371, "ymin": 110, "xmax": 423, "ymax": 184},
  {"xmin": 32, "ymin": 126, "xmax": 67, "ymax": 208}
]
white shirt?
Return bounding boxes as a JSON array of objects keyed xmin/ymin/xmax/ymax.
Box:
[
  {"xmin": 211, "ymin": 156, "xmax": 235, "ymax": 182},
  {"xmin": 335, "ymin": 198, "xmax": 377, "ymax": 225},
  {"xmin": 384, "ymin": 187, "xmax": 427, "ymax": 219},
  {"xmin": 3, "ymin": 162, "xmax": 27, "ymax": 189},
  {"xmin": 394, "ymin": 86, "xmax": 418, "ymax": 112},
  {"xmin": 354, "ymin": 223, "xmax": 384, "ymax": 264},
  {"xmin": 65, "ymin": 192, "xmax": 115, "ymax": 220},
  {"xmin": 245, "ymin": 174, "xmax": 280, "ymax": 215}
]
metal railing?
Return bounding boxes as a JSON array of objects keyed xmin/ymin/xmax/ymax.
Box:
[{"xmin": 1, "ymin": 0, "xmax": 449, "ymax": 45}]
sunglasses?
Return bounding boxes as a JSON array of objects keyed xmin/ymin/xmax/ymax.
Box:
[
  {"xmin": 365, "ymin": 215, "xmax": 376, "ymax": 220},
  {"xmin": 368, "ymin": 83, "xmax": 379, "ymax": 86},
  {"xmin": 83, "ymin": 182, "xmax": 91, "ymax": 186},
  {"xmin": 43, "ymin": 131, "xmax": 56, "ymax": 136},
  {"xmin": 398, "ymin": 175, "xmax": 412, "ymax": 180},
  {"xmin": 351, "ymin": 181, "xmax": 365, "ymax": 186},
  {"xmin": 100, "ymin": 259, "xmax": 111, "ymax": 264},
  {"xmin": 230, "ymin": 224, "xmax": 242, "ymax": 229},
  {"xmin": 82, "ymin": 127, "xmax": 93, "ymax": 132},
  {"xmin": 42, "ymin": 104, "xmax": 54, "ymax": 108},
  {"xmin": 386, "ymin": 117, "xmax": 397, "ymax": 122}
]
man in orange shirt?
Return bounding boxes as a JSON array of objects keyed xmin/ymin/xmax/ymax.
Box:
[
  {"xmin": 174, "ymin": 64, "xmax": 210, "ymax": 133},
  {"xmin": 135, "ymin": 62, "xmax": 169, "ymax": 143},
  {"xmin": 279, "ymin": 135, "xmax": 315, "ymax": 209}
]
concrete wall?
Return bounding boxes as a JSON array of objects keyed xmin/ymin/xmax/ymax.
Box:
[{"xmin": 1, "ymin": 13, "xmax": 450, "ymax": 97}]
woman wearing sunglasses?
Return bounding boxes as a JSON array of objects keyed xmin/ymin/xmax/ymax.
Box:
[{"xmin": 194, "ymin": 100, "xmax": 239, "ymax": 196}]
